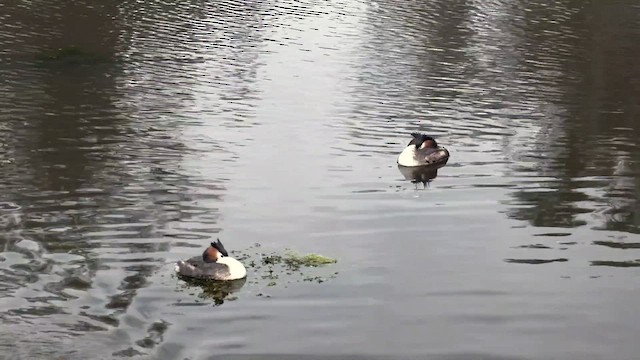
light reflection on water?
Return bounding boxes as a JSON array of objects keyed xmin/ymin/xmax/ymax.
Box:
[{"xmin": 1, "ymin": 0, "xmax": 640, "ymax": 359}]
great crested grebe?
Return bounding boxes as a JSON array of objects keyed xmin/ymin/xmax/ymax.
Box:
[
  {"xmin": 175, "ymin": 239, "xmax": 247, "ymax": 281},
  {"xmin": 397, "ymin": 132, "xmax": 450, "ymax": 167}
]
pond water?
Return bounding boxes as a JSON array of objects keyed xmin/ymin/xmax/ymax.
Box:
[{"xmin": 1, "ymin": 0, "xmax": 640, "ymax": 359}]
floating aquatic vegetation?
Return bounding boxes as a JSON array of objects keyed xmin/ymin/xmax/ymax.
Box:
[
  {"xmin": 238, "ymin": 247, "xmax": 338, "ymax": 286},
  {"xmin": 261, "ymin": 251, "xmax": 337, "ymax": 271}
]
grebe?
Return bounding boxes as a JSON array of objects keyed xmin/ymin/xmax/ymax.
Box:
[{"xmin": 175, "ymin": 239, "xmax": 247, "ymax": 281}]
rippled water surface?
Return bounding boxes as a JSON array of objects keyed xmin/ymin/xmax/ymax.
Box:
[{"xmin": 1, "ymin": 0, "xmax": 640, "ymax": 359}]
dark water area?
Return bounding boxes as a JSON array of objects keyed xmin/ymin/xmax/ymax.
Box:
[{"xmin": 1, "ymin": 0, "xmax": 640, "ymax": 359}]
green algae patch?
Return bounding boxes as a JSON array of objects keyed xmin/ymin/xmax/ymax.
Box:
[
  {"xmin": 261, "ymin": 252, "xmax": 337, "ymax": 270},
  {"xmin": 246, "ymin": 249, "xmax": 338, "ymax": 287},
  {"xmin": 282, "ymin": 252, "xmax": 337, "ymax": 269}
]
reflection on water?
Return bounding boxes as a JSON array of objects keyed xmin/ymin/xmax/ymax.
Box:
[
  {"xmin": 397, "ymin": 164, "xmax": 445, "ymax": 188},
  {"xmin": 177, "ymin": 277, "xmax": 247, "ymax": 306},
  {"xmin": 1, "ymin": 0, "xmax": 640, "ymax": 359}
]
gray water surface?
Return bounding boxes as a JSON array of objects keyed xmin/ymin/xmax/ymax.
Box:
[{"xmin": 1, "ymin": 0, "xmax": 640, "ymax": 359}]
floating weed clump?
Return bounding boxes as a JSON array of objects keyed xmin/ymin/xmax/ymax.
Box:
[
  {"xmin": 260, "ymin": 251, "xmax": 337, "ymax": 270},
  {"xmin": 258, "ymin": 252, "xmax": 337, "ymax": 273},
  {"xmin": 282, "ymin": 252, "xmax": 337, "ymax": 270},
  {"xmin": 236, "ymin": 244, "xmax": 338, "ymax": 289}
]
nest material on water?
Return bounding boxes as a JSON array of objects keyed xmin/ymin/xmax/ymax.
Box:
[{"xmin": 262, "ymin": 252, "xmax": 337, "ymax": 270}]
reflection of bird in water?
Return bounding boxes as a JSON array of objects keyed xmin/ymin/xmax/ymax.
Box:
[
  {"xmin": 397, "ymin": 132, "xmax": 450, "ymax": 167},
  {"xmin": 175, "ymin": 239, "xmax": 247, "ymax": 281},
  {"xmin": 398, "ymin": 163, "xmax": 444, "ymax": 188},
  {"xmin": 178, "ymin": 276, "xmax": 247, "ymax": 306}
]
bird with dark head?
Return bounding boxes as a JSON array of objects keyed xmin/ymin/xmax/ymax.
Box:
[
  {"xmin": 202, "ymin": 238, "xmax": 229, "ymax": 263},
  {"xmin": 175, "ymin": 238, "xmax": 247, "ymax": 281},
  {"xmin": 398, "ymin": 132, "xmax": 449, "ymax": 167},
  {"xmin": 408, "ymin": 132, "xmax": 438, "ymax": 149}
]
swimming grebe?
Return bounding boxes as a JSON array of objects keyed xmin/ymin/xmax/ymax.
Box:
[
  {"xmin": 397, "ymin": 132, "xmax": 450, "ymax": 167},
  {"xmin": 175, "ymin": 239, "xmax": 247, "ymax": 281}
]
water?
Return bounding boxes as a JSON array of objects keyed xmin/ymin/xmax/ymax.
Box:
[{"xmin": 1, "ymin": 0, "xmax": 640, "ymax": 359}]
